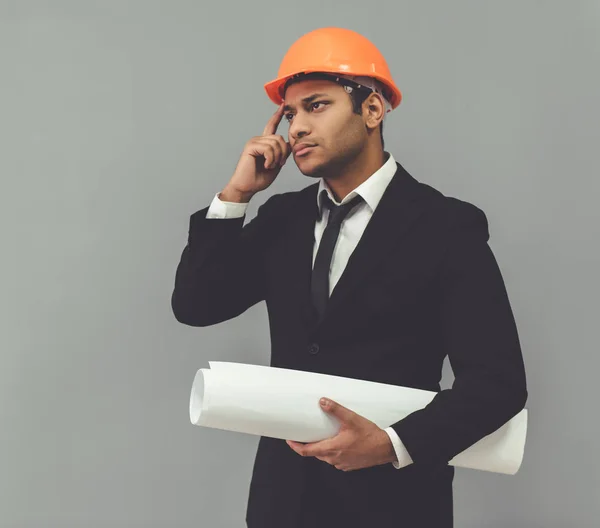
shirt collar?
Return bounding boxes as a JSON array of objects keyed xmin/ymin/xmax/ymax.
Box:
[{"xmin": 316, "ymin": 151, "xmax": 397, "ymax": 217}]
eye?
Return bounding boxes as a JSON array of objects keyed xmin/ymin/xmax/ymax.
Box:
[
  {"xmin": 284, "ymin": 102, "xmax": 328, "ymax": 122},
  {"xmin": 310, "ymin": 102, "xmax": 327, "ymax": 111}
]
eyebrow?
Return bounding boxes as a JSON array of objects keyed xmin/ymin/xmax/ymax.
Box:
[{"xmin": 283, "ymin": 93, "xmax": 330, "ymax": 112}]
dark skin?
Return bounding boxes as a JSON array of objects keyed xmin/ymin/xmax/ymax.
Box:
[
  {"xmin": 286, "ymin": 398, "xmax": 397, "ymax": 472},
  {"xmin": 283, "ymin": 79, "xmax": 388, "ymax": 202},
  {"xmin": 221, "ymin": 79, "xmax": 388, "ymax": 204}
]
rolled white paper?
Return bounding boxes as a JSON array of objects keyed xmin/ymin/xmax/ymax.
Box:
[{"xmin": 189, "ymin": 361, "xmax": 527, "ymax": 475}]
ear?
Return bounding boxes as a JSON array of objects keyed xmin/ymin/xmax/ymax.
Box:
[{"xmin": 363, "ymin": 92, "xmax": 385, "ymax": 131}]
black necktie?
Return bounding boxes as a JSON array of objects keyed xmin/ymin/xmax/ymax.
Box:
[{"xmin": 311, "ymin": 192, "xmax": 364, "ymax": 321}]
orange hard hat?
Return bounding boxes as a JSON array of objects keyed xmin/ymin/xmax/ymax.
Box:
[{"xmin": 264, "ymin": 27, "xmax": 402, "ymax": 109}]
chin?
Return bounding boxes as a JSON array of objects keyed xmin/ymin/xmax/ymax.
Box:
[
  {"xmin": 298, "ymin": 167, "xmax": 321, "ymax": 178},
  {"xmin": 295, "ymin": 156, "xmax": 327, "ymax": 178}
]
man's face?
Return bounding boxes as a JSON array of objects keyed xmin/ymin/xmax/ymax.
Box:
[{"xmin": 282, "ymin": 79, "xmax": 367, "ymax": 178}]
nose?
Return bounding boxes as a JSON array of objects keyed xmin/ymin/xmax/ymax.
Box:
[{"xmin": 288, "ymin": 113, "xmax": 311, "ymax": 141}]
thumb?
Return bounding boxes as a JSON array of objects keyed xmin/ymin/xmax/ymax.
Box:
[{"xmin": 320, "ymin": 398, "xmax": 355, "ymax": 423}]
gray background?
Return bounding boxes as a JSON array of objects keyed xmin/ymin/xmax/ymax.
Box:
[{"xmin": 1, "ymin": 1, "xmax": 598, "ymax": 526}]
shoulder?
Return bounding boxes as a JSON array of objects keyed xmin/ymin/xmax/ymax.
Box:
[{"xmin": 413, "ymin": 179, "xmax": 489, "ymax": 242}]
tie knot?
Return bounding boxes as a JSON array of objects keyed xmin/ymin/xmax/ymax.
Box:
[{"xmin": 322, "ymin": 193, "xmax": 363, "ymax": 226}]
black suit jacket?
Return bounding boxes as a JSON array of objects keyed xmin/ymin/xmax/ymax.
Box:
[{"xmin": 171, "ymin": 161, "xmax": 528, "ymax": 528}]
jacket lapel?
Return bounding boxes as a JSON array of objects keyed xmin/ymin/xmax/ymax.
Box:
[
  {"xmin": 320, "ymin": 162, "xmax": 430, "ymax": 327},
  {"xmin": 280, "ymin": 161, "xmax": 431, "ymax": 332},
  {"xmin": 278, "ymin": 184, "xmax": 320, "ymax": 328}
]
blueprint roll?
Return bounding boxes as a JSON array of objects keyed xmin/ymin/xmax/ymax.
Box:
[{"xmin": 189, "ymin": 361, "xmax": 527, "ymax": 475}]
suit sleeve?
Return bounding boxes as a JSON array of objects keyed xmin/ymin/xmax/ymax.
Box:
[
  {"xmin": 171, "ymin": 193, "xmax": 282, "ymax": 327},
  {"xmin": 391, "ymin": 203, "xmax": 528, "ymax": 466}
]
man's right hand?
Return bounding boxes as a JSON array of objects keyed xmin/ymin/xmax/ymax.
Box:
[{"xmin": 221, "ymin": 103, "xmax": 292, "ymax": 203}]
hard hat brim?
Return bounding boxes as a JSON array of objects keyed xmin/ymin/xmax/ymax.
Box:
[{"xmin": 264, "ymin": 69, "xmax": 402, "ymax": 109}]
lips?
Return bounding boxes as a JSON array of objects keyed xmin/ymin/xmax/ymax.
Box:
[{"xmin": 293, "ymin": 144, "xmax": 317, "ymax": 156}]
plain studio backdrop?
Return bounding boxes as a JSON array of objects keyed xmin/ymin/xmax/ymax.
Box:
[{"xmin": 1, "ymin": 1, "xmax": 598, "ymax": 527}]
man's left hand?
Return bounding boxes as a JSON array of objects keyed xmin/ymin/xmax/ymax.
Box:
[{"xmin": 286, "ymin": 398, "xmax": 396, "ymax": 472}]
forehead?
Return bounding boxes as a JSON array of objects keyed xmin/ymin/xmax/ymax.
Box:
[{"xmin": 283, "ymin": 79, "xmax": 344, "ymax": 104}]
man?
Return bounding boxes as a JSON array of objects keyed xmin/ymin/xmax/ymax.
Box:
[{"xmin": 171, "ymin": 27, "xmax": 527, "ymax": 528}]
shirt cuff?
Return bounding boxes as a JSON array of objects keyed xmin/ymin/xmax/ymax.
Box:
[
  {"xmin": 205, "ymin": 192, "xmax": 249, "ymax": 219},
  {"xmin": 384, "ymin": 427, "xmax": 413, "ymax": 469}
]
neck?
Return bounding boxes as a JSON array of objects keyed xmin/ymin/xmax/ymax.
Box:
[{"xmin": 324, "ymin": 147, "xmax": 388, "ymax": 202}]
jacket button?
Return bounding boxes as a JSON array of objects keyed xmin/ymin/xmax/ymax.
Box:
[{"xmin": 308, "ymin": 343, "xmax": 320, "ymax": 355}]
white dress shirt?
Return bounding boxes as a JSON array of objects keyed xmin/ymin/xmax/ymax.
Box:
[{"xmin": 205, "ymin": 151, "xmax": 413, "ymax": 470}]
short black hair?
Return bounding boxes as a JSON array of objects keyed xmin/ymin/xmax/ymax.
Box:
[{"xmin": 283, "ymin": 72, "xmax": 385, "ymax": 150}]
